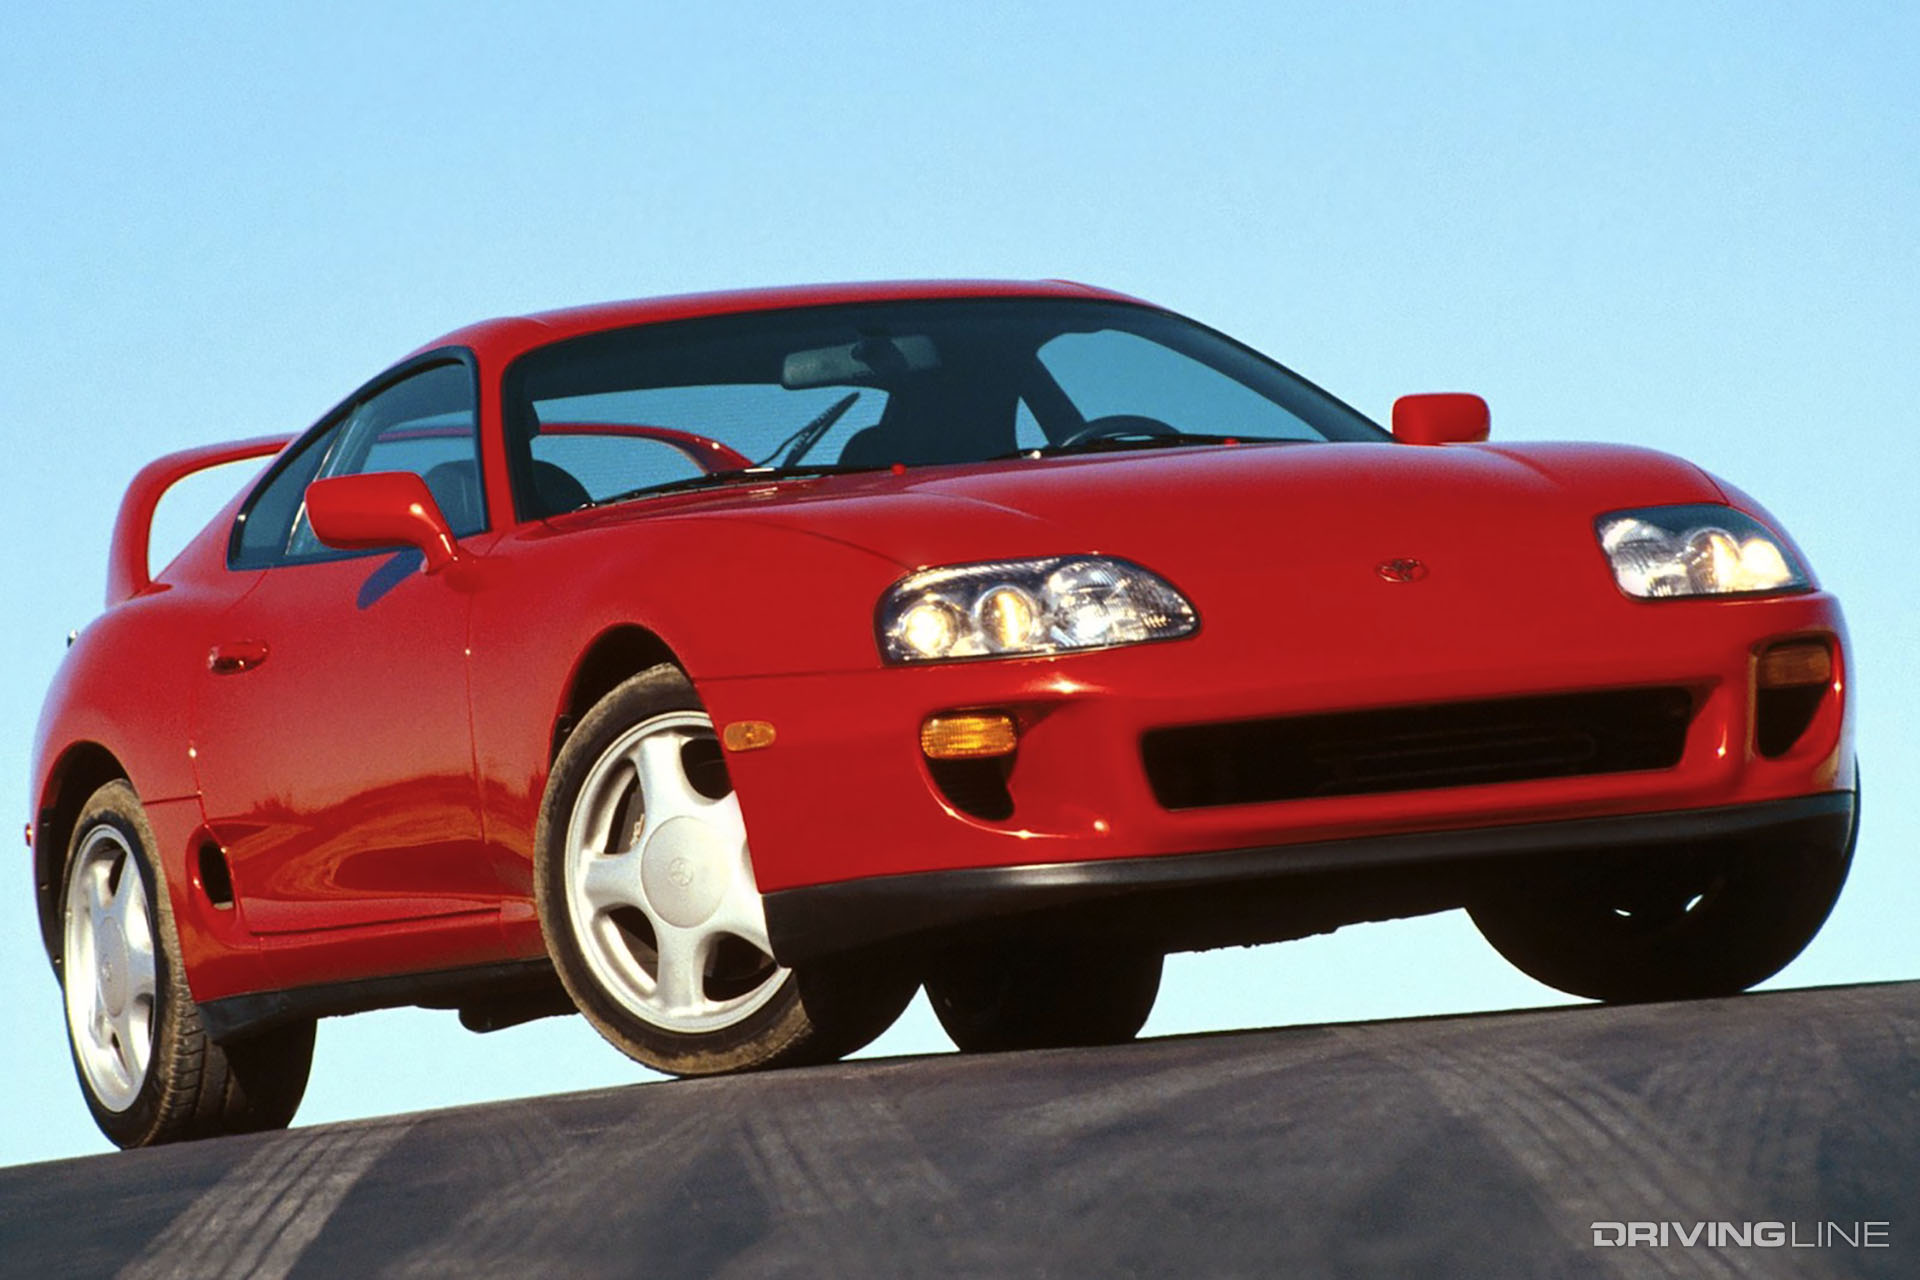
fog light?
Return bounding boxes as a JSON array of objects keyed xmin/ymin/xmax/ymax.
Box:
[
  {"xmin": 1757, "ymin": 641, "xmax": 1832, "ymax": 689},
  {"xmin": 921, "ymin": 712, "xmax": 1018, "ymax": 760}
]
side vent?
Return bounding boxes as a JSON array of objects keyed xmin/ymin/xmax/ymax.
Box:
[{"xmin": 197, "ymin": 842, "xmax": 235, "ymax": 910}]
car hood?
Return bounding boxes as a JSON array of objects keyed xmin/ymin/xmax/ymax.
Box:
[
  {"xmin": 559, "ymin": 440, "xmax": 1732, "ymax": 669},
  {"xmin": 704, "ymin": 439, "xmax": 1726, "ymax": 569}
]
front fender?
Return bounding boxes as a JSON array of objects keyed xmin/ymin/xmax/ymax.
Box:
[{"xmin": 465, "ymin": 513, "xmax": 908, "ymax": 869}]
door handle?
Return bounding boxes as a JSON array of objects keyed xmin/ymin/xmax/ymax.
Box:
[{"xmin": 208, "ymin": 640, "xmax": 270, "ymax": 675}]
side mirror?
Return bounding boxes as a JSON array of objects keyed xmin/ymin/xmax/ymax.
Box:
[
  {"xmin": 1392, "ymin": 393, "xmax": 1490, "ymax": 446},
  {"xmin": 306, "ymin": 472, "xmax": 462, "ymax": 572}
]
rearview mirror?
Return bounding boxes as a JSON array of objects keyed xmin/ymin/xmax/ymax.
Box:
[
  {"xmin": 1392, "ymin": 393, "xmax": 1490, "ymax": 446},
  {"xmin": 782, "ymin": 334, "xmax": 940, "ymax": 389},
  {"xmin": 306, "ymin": 472, "xmax": 462, "ymax": 572}
]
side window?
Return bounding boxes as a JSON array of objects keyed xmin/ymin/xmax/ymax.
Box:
[
  {"xmin": 232, "ymin": 424, "xmax": 335, "ymax": 568},
  {"xmin": 233, "ymin": 361, "xmax": 483, "ymax": 568}
]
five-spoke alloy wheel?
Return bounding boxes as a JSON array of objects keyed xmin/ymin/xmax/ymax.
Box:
[
  {"xmin": 563, "ymin": 708, "xmax": 788, "ymax": 1035},
  {"xmin": 63, "ymin": 820, "xmax": 158, "ymax": 1113},
  {"xmin": 537, "ymin": 665, "xmax": 917, "ymax": 1075},
  {"xmin": 59, "ymin": 780, "xmax": 314, "ymax": 1147}
]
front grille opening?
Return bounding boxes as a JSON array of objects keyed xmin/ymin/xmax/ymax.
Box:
[
  {"xmin": 1143, "ymin": 687, "xmax": 1695, "ymax": 810},
  {"xmin": 928, "ymin": 757, "xmax": 1015, "ymax": 821}
]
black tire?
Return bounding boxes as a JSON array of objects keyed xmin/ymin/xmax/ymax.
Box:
[
  {"xmin": 59, "ymin": 780, "xmax": 314, "ymax": 1148},
  {"xmin": 535, "ymin": 664, "xmax": 917, "ymax": 1075},
  {"xmin": 927, "ymin": 944, "xmax": 1163, "ymax": 1053},
  {"xmin": 1470, "ymin": 780, "xmax": 1858, "ymax": 1003}
]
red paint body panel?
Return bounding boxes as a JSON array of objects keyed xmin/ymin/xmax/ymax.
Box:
[
  {"xmin": 463, "ymin": 511, "xmax": 909, "ymax": 881},
  {"xmin": 29, "ymin": 280, "xmax": 1857, "ymax": 1011},
  {"xmin": 142, "ymin": 795, "xmax": 263, "ymax": 999},
  {"xmin": 190, "ymin": 547, "xmax": 499, "ymax": 937}
]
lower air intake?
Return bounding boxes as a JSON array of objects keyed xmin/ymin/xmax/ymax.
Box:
[{"xmin": 1142, "ymin": 687, "xmax": 1694, "ymax": 810}]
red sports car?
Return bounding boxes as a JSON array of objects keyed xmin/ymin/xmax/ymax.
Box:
[{"xmin": 30, "ymin": 280, "xmax": 1857, "ymax": 1147}]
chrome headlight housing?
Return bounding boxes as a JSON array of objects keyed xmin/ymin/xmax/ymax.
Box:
[
  {"xmin": 879, "ymin": 556, "xmax": 1198, "ymax": 663},
  {"xmin": 1596, "ymin": 504, "xmax": 1809, "ymax": 599}
]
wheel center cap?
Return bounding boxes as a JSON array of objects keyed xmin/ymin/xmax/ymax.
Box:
[
  {"xmin": 642, "ymin": 816, "xmax": 728, "ymax": 928},
  {"xmin": 98, "ymin": 918, "xmax": 130, "ymax": 1016}
]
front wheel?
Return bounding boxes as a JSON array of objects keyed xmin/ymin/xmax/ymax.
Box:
[
  {"xmin": 927, "ymin": 944, "xmax": 1163, "ymax": 1053},
  {"xmin": 1469, "ymin": 786, "xmax": 1857, "ymax": 1003},
  {"xmin": 536, "ymin": 665, "xmax": 917, "ymax": 1075},
  {"xmin": 60, "ymin": 780, "xmax": 314, "ymax": 1147}
]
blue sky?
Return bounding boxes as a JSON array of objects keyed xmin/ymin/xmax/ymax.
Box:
[{"xmin": 2, "ymin": 2, "xmax": 1914, "ymax": 1165}]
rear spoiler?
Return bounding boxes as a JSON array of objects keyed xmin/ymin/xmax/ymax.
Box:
[{"xmin": 106, "ymin": 435, "xmax": 293, "ymax": 607}]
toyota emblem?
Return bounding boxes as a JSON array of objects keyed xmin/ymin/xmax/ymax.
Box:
[{"xmin": 1376, "ymin": 557, "xmax": 1429, "ymax": 583}]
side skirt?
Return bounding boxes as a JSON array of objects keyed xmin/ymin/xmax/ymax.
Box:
[{"xmin": 198, "ymin": 958, "xmax": 569, "ymax": 1043}]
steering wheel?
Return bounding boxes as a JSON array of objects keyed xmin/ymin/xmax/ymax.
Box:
[{"xmin": 1055, "ymin": 414, "xmax": 1182, "ymax": 449}]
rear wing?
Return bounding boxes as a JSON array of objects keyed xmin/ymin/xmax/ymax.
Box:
[{"xmin": 106, "ymin": 435, "xmax": 293, "ymax": 607}]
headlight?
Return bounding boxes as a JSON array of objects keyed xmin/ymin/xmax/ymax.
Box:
[
  {"xmin": 1596, "ymin": 504, "xmax": 1809, "ymax": 599},
  {"xmin": 879, "ymin": 556, "xmax": 1198, "ymax": 662}
]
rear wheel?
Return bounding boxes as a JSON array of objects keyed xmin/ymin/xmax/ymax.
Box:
[
  {"xmin": 1470, "ymin": 783, "xmax": 1857, "ymax": 1002},
  {"xmin": 60, "ymin": 780, "xmax": 313, "ymax": 1147},
  {"xmin": 928, "ymin": 944, "xmax": 1163, "ymax": 1052},
  {"xmin": 536, "ymin": 665, "xmax": 917, "ymax": 1075}
]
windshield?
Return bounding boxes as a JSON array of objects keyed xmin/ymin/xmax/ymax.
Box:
[{"xmin": 501, "ymin": 297, "xmax": 1386, "ymax": 517}]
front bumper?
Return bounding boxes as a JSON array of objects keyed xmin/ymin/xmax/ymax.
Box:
[
  {"xmin": 763, "ymin": 790, "xmax": 1856, "ymax": 962},
  {"xmin": 699, "ymin": 588, "xmax": 1852, "ymax": 958}
]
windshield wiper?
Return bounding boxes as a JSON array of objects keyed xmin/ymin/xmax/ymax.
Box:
[
  {"xmin": 757, "ymin": 391, "xmax": 862, "ymax": 469},
  {"xmin": 575, "ymin": 463, "xmax": 881, "ymax": 511},
  {"xmin": 992, "ymin": 431, "xmax": 1302, "ymax": 460}
]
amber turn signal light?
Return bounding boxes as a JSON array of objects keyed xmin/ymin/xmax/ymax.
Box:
[
  {"xmin": 1757, "ymin": 641, "xmax": 1832, "ymax": 690},
  {"xmin": 921, "ymin": 712, "xmax": 1018, "ymax": 760},
  {"xmin": 721, "ymin": 720, "xmax": 777, "ymax": 752}
]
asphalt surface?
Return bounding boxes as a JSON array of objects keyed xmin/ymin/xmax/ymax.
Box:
[{"xmin": 2, "ymin": 981, "xmax": 1914, "ymax": 1279}]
